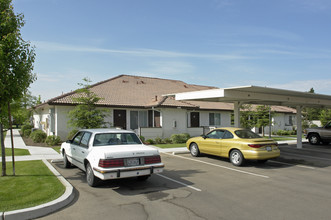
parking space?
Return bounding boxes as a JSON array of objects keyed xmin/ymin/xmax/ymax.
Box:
[{"xmin": 41, "ymin": 145, "xmax": 331, "ymax": 220}]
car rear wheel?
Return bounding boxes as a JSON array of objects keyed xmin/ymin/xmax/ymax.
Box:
[
  {"xmin": 230, "ymin": 149, "xmax": 245, "ymax": 166},
  {"xmin": 63, "ymin": 152, "xmax": 71, "ymax": 168},
  {"xmin": 86, "ymin": 163, "xmax": 99, "ymax": 187},
  {"xmin": 308, "ymin": 134, "xmax": 321, "ymax": 145},
  {"xmin": 190, "ymin": 143, "xmax": 200, "ymax": 157}
]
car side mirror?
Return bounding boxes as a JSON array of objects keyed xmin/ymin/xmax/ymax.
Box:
[
  {"xmin": 66, "ymin": 140, "xmax": 72, "ymax": 143},
  {"xmin": 202, "ymin": 135, "xmax": 207, "ymax": 139}
]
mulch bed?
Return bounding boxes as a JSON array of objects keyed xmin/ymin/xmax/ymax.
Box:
[{"xmin": 21, "ymin": 136, "xmax": 50, "ymax": 147}]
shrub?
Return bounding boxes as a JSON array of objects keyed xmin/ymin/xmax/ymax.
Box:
[
  {"xmin": 66, "ymin": 129, "xmax": 79, "ymax": 140},
  {"xmin": 145, "ymin": 139, "xmax": 155, "ymax": 144},
  {"xmin": 23, "ymin": 129, "xmax": 32, "ymax": 138},
  {"xmin": 30, "ymin": 130, "xmax": 47, "ymax": 143},
  {"xmin": 139, "ymin": 136, "xmax": 145, "ymax": 143},
  {"xmin": 45, "ymin": 135, "xmax": 62, "ymax": 146},
  {"xmin": 154, "ymin": 137, "xmax": 163, "ymax": 144},
  {"xmin": 21, "ymin": 124, "xmax": 33, "ymax": 136},
  {"xmin": 170, "ymin": 133, "xmax": 191, "ymax": 144},
  {"xmin": 163, "ymin": 138, "xmax": 172, "ymax": 144}
]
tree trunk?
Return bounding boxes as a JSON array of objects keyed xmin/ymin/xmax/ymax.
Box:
[
  {"xmin": 1, "ymin": 123, "xmax": 6, "ymax": 176},
  {"xmin": 8, "ymin": 102, "xmax": 15, "ymax": 176}
]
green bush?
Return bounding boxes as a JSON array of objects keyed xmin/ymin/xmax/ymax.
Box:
[
  {"xmin": 21, "ymin": 124, "xmax": 33, "ymax": 136},
  {"xmin": 170, "ymin": 133, "xmax": 191, "ymax": 144},
  {"xmin": 163, "ymin": 138, "xmax": 172, "ymax": 144},
  {"xmin": 23, "ymin": 129, "xmax": 32, "ymax": 138},
  {"xmin": 139, "ymin": 136, "xmax": 145, "ymax": 143},
  {"xmin": 276, "ymin": 129, "xmax": 295, "ymax": 136},
  {"xmin": 30, "ymin": 130, "xmax": 47, "ymax": 143},
  {"xmin": 154, "ymin": 137, "xmax": 163, "ymax": 144},
  {"xmin": 45, "ymin": 135, "xmax": 62, "ymax": 146},
  {"xmin": 66, "ymin": 129, "xmax": 78, "ymax": 140},
  {"xmin": 145, "ymin": 139, "xmax": 155, "ymax": 144}
]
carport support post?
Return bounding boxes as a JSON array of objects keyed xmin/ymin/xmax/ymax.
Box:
[
  {"xmin": 296, "ymin": 106, "xmax": 303, "ymax": 149},
  {"xmin": 234, "ymin": 102, "xmax": 242, "ymax": 128}
]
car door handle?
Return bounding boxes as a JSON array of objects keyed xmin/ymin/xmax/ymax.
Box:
[
  {"xmin": 216, "ymin": 141, "xmax": 221, "ymax": 144},
  {"xmin": 82, "ymin": 151, "xmax": 85, "ymax": 153},
  {"xmin": 73, "ymin": 148, "xmax": 76, "ymax": 150}
]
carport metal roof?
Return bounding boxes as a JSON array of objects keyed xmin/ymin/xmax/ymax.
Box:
[
  {"xmin": 173, "ymin": 85, "xmax": 331, "ymax": 149},
  {"xmin": 175, "ymin": 85, "xmax": 331, "ymax": 108}
]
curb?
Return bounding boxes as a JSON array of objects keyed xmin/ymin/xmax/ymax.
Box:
[{"xmin": 2, "ymin": 159, "xmax": 75, "ymax": 220}]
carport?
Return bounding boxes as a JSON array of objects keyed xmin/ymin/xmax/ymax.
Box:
[{"xmin": 174, "ymin": 85, "xmax": 331, "ymax": 149}]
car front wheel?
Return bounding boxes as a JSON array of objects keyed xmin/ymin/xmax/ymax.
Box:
[
  {"xmin": 230, "ymin": 149, "xmax": 245, "ymax": 166},
  {"xmin": 86, "ymin": 163, "xmax": 99, "ymax": 187},
  {"xmin": 190, "ymin": 143, "xmax": 200, "ymax": 157},
  {"xmin": 308, "ymin": 134, "xmax": 320, "ymax": 145}
]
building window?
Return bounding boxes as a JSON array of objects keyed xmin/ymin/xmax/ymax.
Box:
[
  {"xmin": 130, "ymin": 111, "xmax": 148, "ymax": 130},
  {"xmin": 209, "ymin": 113, "xmax": 221, "ymax": 126},
  {"xmin": 287, "ymin": 115, "xmax": 295, "ymax": 126},
  {"xmin": 148, "ymin": 110, "xmax": 161, "ymax": 128}
]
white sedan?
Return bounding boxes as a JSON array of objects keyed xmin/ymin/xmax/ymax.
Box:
[{"xmin": 60, "ymin": 128, "xmax": 164, "ymax": 187}]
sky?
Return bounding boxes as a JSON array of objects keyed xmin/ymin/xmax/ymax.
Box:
[{"xmin": 12, "ymin": 0, "xmax": 331, "ymax": 101}]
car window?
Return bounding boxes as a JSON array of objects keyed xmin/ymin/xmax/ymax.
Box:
[
  {"xmin": 80, "ymin": 132, "xmax": 92, "ymax": 148},
  {"xmin": 234, "ymin": 130, "xmax": 261, "ymax": 139},
  {"xmin": 93, "ymin": 133, "xmax": 142, "ymax": 146},
  {"xmin": 206, "ymin": 130, "xmax": 225, "ymax": 139},
  {"xmin": 72, "ymin": 132, "xmax": 84, "ymax": 145},
  {"xmin": 222, "ymin": 131, "xmax": 234, "ymax": 139}
]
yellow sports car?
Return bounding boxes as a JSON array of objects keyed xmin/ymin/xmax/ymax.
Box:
[{"xmin": 186, "ymin": 127, "xmax": 280, "ymax": 166}]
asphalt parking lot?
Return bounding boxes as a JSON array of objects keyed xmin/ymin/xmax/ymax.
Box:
[{"xmin": 40, "ymin": 143, "xmax": 331, "ymax": 220}]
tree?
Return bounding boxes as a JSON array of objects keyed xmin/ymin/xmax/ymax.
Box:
[
  {"xmin": 255, "ymin": 105, "xmax": 274, "ymax": 136},
  {"xmin": 68, "ymin": 78, "xmax": 109, "ymax": 129},
  {"xmin": 11, "ymin": 91, "xmax": 41, "ymax": 126},
  {"xmin": 1, "ymin": 0, "xmax": 36, "ymax": 176},
  {"xmin": 302, "ymin": 88, "xmax": 321, "ymax": 125},
  {"xmin": 319, "ymin": 109, "xmax": 331, "ymax": 126},
  {"xmin": 240, "ymin": 104, "xmax": 256, "ymax": 129}
]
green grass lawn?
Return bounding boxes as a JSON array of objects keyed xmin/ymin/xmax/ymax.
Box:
[
  {"xmin": 53, "ymin": 146, "xmax": 61, "ymax": 154},
  {"xmin": 1, "ymin": 148, "xmax": 30, "ymax": 156},
  {"xmin": 0, "ymin": 160, "xmax": 65, "ymax": 212}
]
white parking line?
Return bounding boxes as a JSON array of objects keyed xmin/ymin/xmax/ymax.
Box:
[
  {"xmin": 156, "ymin": 174, "xmax": 202, "ymax": 192},
  {"xmin": 163, "ymin": 152, "xmax": 270, "ymax": 179},
  {"xmin": 269, "ymin": 160, "xmax": 316, "ymax": 169}
]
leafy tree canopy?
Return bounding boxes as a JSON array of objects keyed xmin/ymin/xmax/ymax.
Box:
[
  {"xmin": 68, "ymin": 78, "xmax": 110, "ymax": 129},
  {"xmin": 0, "ymin": 0, "xmax": 36, "ymax": 120}
]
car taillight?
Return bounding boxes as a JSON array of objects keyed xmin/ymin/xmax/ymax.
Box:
[
  {"xmin": 99, "ymin": 158, "xmax": 124, "ymax": 168},
  {"xmin": 144, "ymin": 155, "xmax": 161, "ymax": 164},
  {"xmin": 248, "ymin": 144, "xmax": 264, "ymax": 148},
  {"xmin": 248, "ymin": 143, "xmax": 277, "ymax": 148}
]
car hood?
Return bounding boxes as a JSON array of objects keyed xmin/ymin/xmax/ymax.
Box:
[{"xmin": 91, "ymin": 144, "xmax": 160, "ymax": 159}]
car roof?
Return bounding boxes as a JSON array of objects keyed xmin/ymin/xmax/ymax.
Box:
[
  {"xmin": 213, "ymin": 127, "xmax": 245, "ymax": 132},
  {"xmin": 79, "ymin": 128, "xmax": 135, "ymax": 134}
]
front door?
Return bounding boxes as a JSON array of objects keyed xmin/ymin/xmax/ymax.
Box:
[
  {"xmin": 191, "ymin": 112, "xmax": 200, "ymax": 127},
  {"xmin": 114, "ymin": 110, "xmax": 127, "ymax": 129}
]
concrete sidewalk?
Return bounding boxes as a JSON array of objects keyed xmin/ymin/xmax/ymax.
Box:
[
  {"xmin": 1, "ymin": 129, "xmax": 62, "ymax": 162},
  {"xmin": 1, "ymin": 129, "xmax": 74, "ymax": 220}
]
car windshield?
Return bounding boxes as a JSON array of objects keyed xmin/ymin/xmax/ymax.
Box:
[
  {"xmin": 93, "ymin": 133, "xmax": 142, "ymax": 146},
  {"xmin": 234, "ymin": 130, "xmax": 262, "ymax": 139}
]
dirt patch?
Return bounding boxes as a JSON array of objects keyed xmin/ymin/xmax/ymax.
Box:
[{"xmin": 21, "ymin": 135, "xmax": 49, "ymax": 147}]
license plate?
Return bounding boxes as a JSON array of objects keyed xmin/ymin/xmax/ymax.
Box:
[
  {"xmin": 126, "ymin": 158, "xmax": 140, "ymax": 166},
  {"xmin": 266, "ymin": 146, "xmax": 272, "ymax": 151}
]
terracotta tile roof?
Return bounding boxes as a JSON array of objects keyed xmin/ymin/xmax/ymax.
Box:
[{"xmin": 38, "ymin": 74, "xmax": 295, "ymax": 113}]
